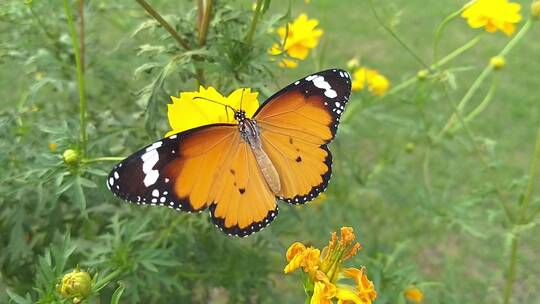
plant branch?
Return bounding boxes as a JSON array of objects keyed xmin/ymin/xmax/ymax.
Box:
[
  {"xmin": 368, "ymin": 0, "xmax": 430, "ymax": 69},
  {"xmin": 135, "ymin": 0, "xmax": 191, "ymax": 51},
  {"xmin": 440, "ymin": 19, "xmax": 533, "ymax": 135},
  {"xmin": 79, "ymin": 0, "xmax": 85, "ymax": 72},
  {"xmin": 63, "ymin": 0, "xmax": 88, "ymax": 156},
  {"xmin": 245, "ymin": 0, "xmax": 264, "ymax": 46},
  {"xmin": 441, "ymin": 82, "xmax": 514, "ymax": 222}
]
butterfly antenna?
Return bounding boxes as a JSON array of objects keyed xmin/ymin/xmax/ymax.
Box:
[
  {"xmin": 239, "ymin": 88, "xmax": 245, "ymax": 111},
  {"xmin": 193, "ymin": 96, "xmax": 237, "ymax": 117}
]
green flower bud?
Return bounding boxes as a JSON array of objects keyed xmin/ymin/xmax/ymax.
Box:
[
  {"xmin": 58, "ymin": 268, "xmax": 92, "ymax": 303},
  {"xmin": 417, "ymin": 69, "xmax": 429, "ymax": 80},
  {"xmin": 63, "ymin": 149, "xmax": 79, "ymax": 165},
  {"xmin": 490, "ymin": 56, "xmax": 505, "ymax": 70},
  {"xmin": 347, "ymin": 58, "xmax": 360, "ymax": 70},
  {"xmin": 404, "ymin": 142, "xmax": 415, "ymax": 153}
]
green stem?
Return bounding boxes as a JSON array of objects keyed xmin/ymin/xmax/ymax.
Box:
[
  {"xmin": 368, "ymin": 0, "xmax": 430, "ymax": 69},
  {"xmin": 503, "ymin": 236, "xmax": 519, "ymax": 304},
  {"xmin": 245, "ymin": 0, "xmax": 264, "ymax": 46},
  {"xmin": 63, "ymin": 0, "xmax": 87, "ymax": 157},
  {"xmin": 503, "ymin": 123, "xmax": 540, "ymax": 303},
  {"xmin": 440, "ymin": 19, "xmax": 533, "ymax": 135},
  {"xmin": 135, "ymin": 0, "xmax": 191, "ymax": 51},
  {"xmin": 449, "ymin": 77, "xmax": 496, "ymax": 134},
  {"xmin": 197, "ymin": 0, "xmax": 213, "ymax": 47},
  {"xmin": 81, "ymin": 157, "xmax": 126, "ymax": 164},
  {"xmin": 433, "ymin": 5, "xmax": 468, "ymax": 62},
  {"xmin": 342, "ymin": 36, "xmax": 480, "ymax": 123},
  {"xmin": 441, "ymin": 83, "xmax": 514, "ymax": 222}
]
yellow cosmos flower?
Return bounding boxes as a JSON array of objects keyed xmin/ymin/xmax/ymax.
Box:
[
  {"xmin": 461, "ymin": 0, "xmax": 522, "ymax": 36},
  {"xmin": 285, "ymin": 227, "xmax": 376, "ymax": 304},
  {"xmin": 351, "ymin": 67, "xmax": 390, "ymax": 96},
  {"xmin": 533, "ymin": 1, "xmax": 540, "ymax": 18},
  {"xmin": 166, "ymin": 86, "xmax": 259, "ymax": 137},
  {"xmin": 270, "ymin": 14, "xmax": 323, "ymax": 68},
  {"xmin": 404, "ymin": 286, "xmax": 424, "ymax": 302}
]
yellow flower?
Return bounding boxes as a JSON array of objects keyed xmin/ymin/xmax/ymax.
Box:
[
  {"xmin": 284, "ymin": 245, "xmax": 321, "ymax": 275},
  {"xmin": 311, "ymin": 272, "xmax": 336, "ymax": 304},
  {"xmin": 404, "ymin": 286, "xmax": 424, "ymax": 302},
  {"xmin": 166, "ymin": 86, "xmax": 259, "ymax": 137},
  {"xmin": 58, "ymin": 268, "xmax": 92, "ymax": 304},
  {"xmin": 285, "ymin": 227, "xmax": 376, "ymax": 304},
  {"xmin": 461, "ymin": 0, "xmax": 522, "ymax": 36},
  {"xmin": 490, "ymin": 56, "xmax": 506, "ymax": 69},
  {"xmin": 269, "ymin": 14, "xmax": 323, "ymax": 68},
  {"xmin": 341, "ymin": 267, "xmax": 377, "ymax": 304},
  {"xmin": 49, "ymin": 143, "xmax": 58, "ymax": 152},
  {"xmin": 351, "ymin": 67, "xmax": 390, "ymax": 96},
  {"xmin": 533, "ymin": 1, "xmax": 540, "ymax": 18}
]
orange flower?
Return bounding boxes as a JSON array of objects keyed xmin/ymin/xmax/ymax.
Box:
[
  {"xmin": 284, "ymin": 227, "xmax": 376, "ymax": 304},
  {"xmin": 404, "ymin": 286, "xmax": 424, "ymax": 302}
]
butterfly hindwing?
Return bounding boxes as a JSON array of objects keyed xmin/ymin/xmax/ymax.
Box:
[{"xmin": 255, "ymin": 69, "xmax": 351, "ymax": 205}]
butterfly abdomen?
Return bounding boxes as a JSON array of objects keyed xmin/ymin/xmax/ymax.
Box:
[{"xmin": 239, "ymin": 119, "xmax": 281, "ymax": 194}]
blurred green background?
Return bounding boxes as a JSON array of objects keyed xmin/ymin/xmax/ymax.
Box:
[{"xmin": 1, "ymin": 0, "xmax": 539, "ymax": 303}]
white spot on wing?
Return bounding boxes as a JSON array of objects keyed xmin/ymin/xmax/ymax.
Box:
[
  {"xmin": 311, "ymin": 75, "xmax": 337, "ymax": 98},
  {"xmin": 146, "ymin": 141, "xmax": 162, "ymax": 152},
  {"xmin": 141, "ymin": 149, "xmax": 160, "ymax": 187},
  {"xmin": 152, "ymin": 189, "xmax": 159, "ymax": 197}
]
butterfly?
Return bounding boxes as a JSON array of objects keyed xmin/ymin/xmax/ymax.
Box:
[{"xmin": 107, "ymin": 69, "xmax": 352, "ymax": 237}]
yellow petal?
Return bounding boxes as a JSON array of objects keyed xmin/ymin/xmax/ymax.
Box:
[
  {"xmin": 285, "ymin": 242, "xmax": 306, "ymax": 262},
  {"xmin": 165, "ymin": 86, "xmax": 260, "ymax": 136}
]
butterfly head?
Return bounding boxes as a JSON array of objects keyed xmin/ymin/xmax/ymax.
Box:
[{"xmin": 234, "ymin": 110, "xmax": 247, "ymax": 123}]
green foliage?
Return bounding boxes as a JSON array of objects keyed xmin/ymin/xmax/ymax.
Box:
[{"xmin": 1, "ymin": 0, "xmax": 539, "ymax": 303}]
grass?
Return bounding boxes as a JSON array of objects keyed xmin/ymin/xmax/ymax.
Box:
[{"xmin": 1, "ymin": 0, "xmax": 539, "ymax": 303}]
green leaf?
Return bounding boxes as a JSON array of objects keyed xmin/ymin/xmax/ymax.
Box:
[{"xmin": 110, "ymin": 283, "xmax": 125, "ymax": 304}]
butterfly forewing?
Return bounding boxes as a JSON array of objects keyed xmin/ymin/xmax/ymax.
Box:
[{"xmin": 255, "ymin": 69, "xmax": 352, "ymax": 205}]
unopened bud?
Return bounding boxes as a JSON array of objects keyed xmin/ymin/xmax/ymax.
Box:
[
  {"xmin": 490, "ymin": 56, "xmax": 505, "ymax": 70},
  {"xmin": 347, "ymin": 58, "xmax": 360, "ymax": 70},
  {"xmin": 417, "ymin": 69, "xmax": 429, "ymax": 80},
  {"xmin": 58, "ymin": 268, "xmax": 92, "ymax": 303},
  {"xmin": 63, "ymin": 149, "xmax": 79, "ymax": 165}
]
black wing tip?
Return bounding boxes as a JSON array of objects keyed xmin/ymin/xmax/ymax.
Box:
[
  {"xmin": 278, "ymin": 145, "xmax": 333, "ymax": 205},
  {"xmin": 208, "ymin": 204, "xmax": 279, "ymax": 238}
]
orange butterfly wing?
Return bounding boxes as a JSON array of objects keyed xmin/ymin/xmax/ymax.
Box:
[
  {"xmin": 108, "ymin": 124, "xmax": 277, "ymax": 237},
  {"xmin": 108, "ymin": 69, "xmax": 351, "ymax": 237},
  {"xmin": 254, "ymin": 69, "xmax": 352, "ymax": 204}
]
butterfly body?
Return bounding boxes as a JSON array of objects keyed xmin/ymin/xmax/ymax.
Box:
[
  {"xmin": 108, "ymin": 69, "xmax": 352, "ymax": 237},
  {"xmin": 237, "ymin": 114, "xmax": 281, "ymax": 194}
]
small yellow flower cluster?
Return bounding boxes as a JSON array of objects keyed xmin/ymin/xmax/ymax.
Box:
[
  {"xmin": 270, "ymin": 14, "xmax": 323, "ymax": 68},
  {"xmin": 461, "ymin": 0, "xmax": 522, "ymax": 36},
  {"xmin": 166, "ymin": 86, "xmax": 260, "ymax": 136},
  {"xmin": 351, "ymin": 67, "xmax": 390, "ymax": 97},
  {"xmin": 284, "ymin": 227, "xmax": 376, "ymax": 304}
]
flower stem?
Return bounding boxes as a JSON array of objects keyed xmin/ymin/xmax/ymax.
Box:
[
  {"xmin": 135, "ymin": 0, "xmax": 191, "ymax": 51},
  {"xmin": 368, "ymin": 0, "xmax": 430, "ymax": 69},
  {"xmin": 440, "ymin": 18, "xmax": 533, "ymax": 135},
  {"xmin": 502, "ymin": 122, "xmax": 540, "ymax": 304},
  {"xmin": 342, "ymin": 36, "xmax": 480, "ymax": 123},
  {"xmin": 441, "ymin": 83, "xmax": 515, "ymax": 222},
  {"xmin": 245, "ymin": 0, "xmax": 264, "ymax": 46},
  {"xmin": 433, "ymin": 5, "xmax": 468, "ymax": 62},
  {"xmin": 197, "ymin": 0, "xmax": 213, "ymax": 47},
  {"xmin": 63, "ymin": 0, "xmax": 87, "ymax": 157},
  {"xmin": 81, "ymin": 157, "xmax": 125, "ymax": 164}
]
